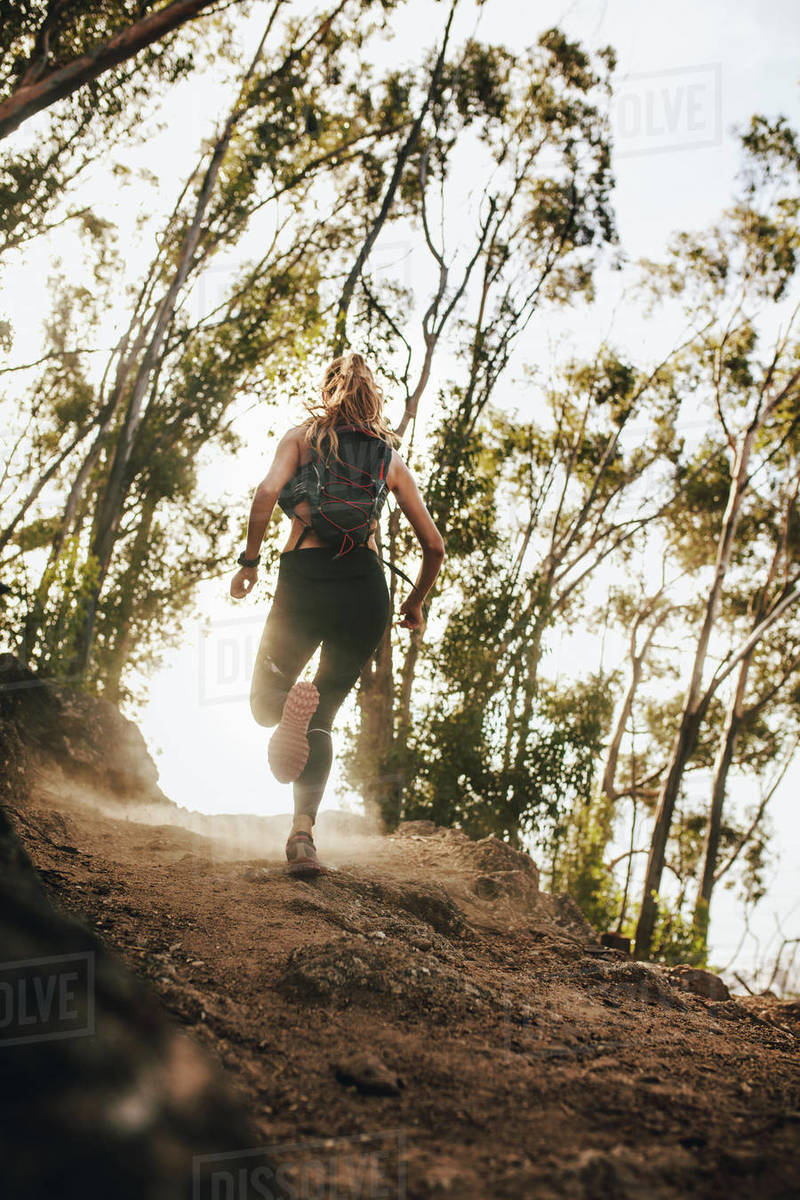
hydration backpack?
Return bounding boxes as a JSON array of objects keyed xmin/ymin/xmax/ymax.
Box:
[{"xmin": 279, "ymin": 425, "xmax": 393, "ymax": 557}]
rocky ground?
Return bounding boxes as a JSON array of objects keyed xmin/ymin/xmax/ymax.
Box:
[{"xmin": 9, "ymin": 762, "xmax": 800, "ymax": 1200}]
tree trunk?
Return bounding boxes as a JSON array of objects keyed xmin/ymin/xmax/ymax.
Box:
[
  {"xmin": 690, "ymin": 492, "xmax": 790, "ymax": 945},
  {"xmin": 601, "ymin": 604, "xmax": 666, "ymax": 799},
  {"xmin": 692, "ymin": 647, "xmax": 752, "ymax": 945},
  {"xmin": 602, "ymin": 665, "xmax": 641, "ymax": 801},
  {"xmin": 68, "ymin": 14, "xmax": 280, "ymax": 677},
  {"xmin": 331, "ymin": 0, "xmax": 458, "ymax": 353},
  {"xmin": 102, "ymin": 494, "xmax": 159, "ymax": 702},
  {"xmin": 634, "ymin": 411, "xmax": 766, "ymax": 960},
  {"xmin": 354, "ymin": 618, "xmax": 396, "ymax": 822},
  {"xmin": 0, "ymin": 395, "xmax": 120, "ymax": 557},
  {"xmin": 512, "ymin": 614, "xmax": 546, "ymax": 772}
]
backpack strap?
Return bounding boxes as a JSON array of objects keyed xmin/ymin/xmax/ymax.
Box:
[
  {"xmin": 381, "ymin": 556, "xmax": 429, "ymax": 619},
  {"xmin": 294, "ymin": 523, "xmax": 311, "ymax": 551}
]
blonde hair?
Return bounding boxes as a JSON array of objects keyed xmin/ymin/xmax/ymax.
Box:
[{"xmin": 304, "ymin": 352, "xmax": 398, "ymax": 459}]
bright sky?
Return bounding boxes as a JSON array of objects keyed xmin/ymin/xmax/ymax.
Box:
[{"xmin": 5, "ymin": 0, "xmax": 800, "ymax": 985}]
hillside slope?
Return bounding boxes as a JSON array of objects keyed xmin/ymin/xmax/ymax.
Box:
[{"xmin": 12, "ymin": 764, "xmax": 800, "ymax": 1200}]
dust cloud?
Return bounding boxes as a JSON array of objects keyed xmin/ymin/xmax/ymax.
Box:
[{"xmin": 33, "ymin": 763, "xmax": 385, "ymax": 864}]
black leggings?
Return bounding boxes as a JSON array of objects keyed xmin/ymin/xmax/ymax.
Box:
[{"xmin": 250, "ymin": 546, "xmax": 390, "ymax": 822}]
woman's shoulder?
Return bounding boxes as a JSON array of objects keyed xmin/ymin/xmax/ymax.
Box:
[
  {"xmin": 386, "ymin": 446, "xmax": 412, "ymax": 490},
  {"xmin": 277, "ymin": 423, "xmax": 310, "ymax": 452},
  {"xmin": 286, "ymin": 422, "xmax": 316, "ymax": 466}
]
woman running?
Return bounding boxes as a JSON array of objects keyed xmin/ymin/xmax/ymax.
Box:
[{"xmin": 230, "ymin": 352, "xmax": 444, "ymax": 874}]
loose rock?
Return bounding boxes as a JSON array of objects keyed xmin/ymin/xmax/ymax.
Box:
[
  {"xmin": 334, "ymin": 1051, "xmax": 403, "ymax": 1096},
  {"xmin": 666, "ymin": 965, "xmax": 730, "ymax": 1001}
]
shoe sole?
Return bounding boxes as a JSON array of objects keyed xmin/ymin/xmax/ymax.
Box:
[
  {"xmin": 286, "ymin": 858, "xmax": 326, "ymax": 876},
  {"xmin": 268, "ymin": 682, "xmax": 319, "ymax": 783}
]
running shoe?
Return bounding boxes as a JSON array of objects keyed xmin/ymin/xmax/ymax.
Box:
[
  {"xmin": 268, "ymin": 681, "xmax": 319, "ymax": 783},
  {"xmin": 285, "ymin": 830, "xmax": 325, "ymax": 875}
]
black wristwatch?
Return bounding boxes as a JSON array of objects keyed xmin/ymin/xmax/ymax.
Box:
[{"xmin": 237, "ymin": 551, "xmax": 260, "ymax": 568}]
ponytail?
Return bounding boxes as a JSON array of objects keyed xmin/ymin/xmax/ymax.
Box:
[{"xmin": 304, "ymin": 352, "xmax": 399, "ymax": 459}]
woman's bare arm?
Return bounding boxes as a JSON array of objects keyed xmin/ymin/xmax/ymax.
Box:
[
  {"xmin": 230, "ymin": 428, "xmax": 301, "ymax": 599},
  {"xmin": 387, "ymin": 449, "xmax": 445, "ymax": 629}
]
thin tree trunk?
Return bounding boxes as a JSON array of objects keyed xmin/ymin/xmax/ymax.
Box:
[
  {"xmin": 692, "ymin": 647, "xmax": 752, "ymax": 944},
  {"xmin": 512, "ymin": 614, "xmax": 547, "ymax": 773},
  {"xmin": 714, "ymin": 733, "xmax": 799, "ymax": 887},
  {"xmin": 0, "ymin": 395, "xmax": 119, "ymax": 557},
  {"xmin": 102, "ymin": 494, "xmax": 159, "ymax": 702},
  {"xmin": 354, "ymin": 619, "xmax": 396, "ymax": 822},
  {"xmin": 602, "ymin": 601, "xmax": 667, "ymax": 799},
  {"xmin": 332, "ymin": 0, "xmax": 459, "ymax": 353},
  {"xmin": 634, "ymin": 387, "xmax": 782, "ymax": 959},
  {"xmin": 69, "ymin": 8, "xmax": 285, "ymax": 676},
  {"xmin": 394, "ymin": 194, "xmax": 496, "ymax": 440},
  {"xmin": 692, "ymin": 481, "xmax": 791, "ymax": 942}
]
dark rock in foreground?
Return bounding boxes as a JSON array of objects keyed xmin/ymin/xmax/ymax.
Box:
[{"xmin": 0, "ymin": 800, "xmax": 282, "ymax": 1200}]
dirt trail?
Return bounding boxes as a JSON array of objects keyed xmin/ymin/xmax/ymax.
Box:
[{"xmin": 14, "ymin": 766, "xmax": 800, "ymax": 1199}]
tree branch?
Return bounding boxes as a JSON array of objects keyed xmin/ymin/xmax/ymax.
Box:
[{"xmin": 0, "ymin": 0, "xmax": 233, "ymax": 140}]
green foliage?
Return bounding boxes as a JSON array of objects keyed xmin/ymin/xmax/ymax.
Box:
[
  {"xmin": 449, "ymin": 40, "xmax": 513, "ymax": 125},
  {"xmin": 0, "ymin": 2, "xmax": 239, "ymax": 258},
  {"xmin": 26, "ymin": 538, "xmax": 102, "ymax": 682},
  {"xmin": 649, "ymin": 892, "xmax": 709, "ymax": 967},
  {"xmin": 14, "ymin": 516, "xmax": 61, "ymax": 553},
  {"xmin": 404, "ymin": 671, "xmax": 614, "ymax": 851},
  {"xmin": 551, "ymin": 792, "xmax": 622, "ymax": 932}
]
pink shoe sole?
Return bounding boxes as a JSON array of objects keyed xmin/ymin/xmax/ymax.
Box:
[{"xmin": 268, "ymin": 682, "xmax": 319, "ymax": 783}]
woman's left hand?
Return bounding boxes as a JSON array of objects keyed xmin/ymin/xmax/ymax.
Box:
[
  {"xmin": 398, "ymin": 598, "xmax": 424, "ymax": 630},
  {"xmin": 230, "ymin": 567, "xmax": 257, "ymax": 599}
]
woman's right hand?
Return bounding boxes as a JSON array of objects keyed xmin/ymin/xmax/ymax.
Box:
[
  {"xmin": 230, "ymin": 567, "xmax": 257, "ymax": 599},
  {"xmin": 399, "ymin": 597, "xmax": 424, "ymax": 630}
]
